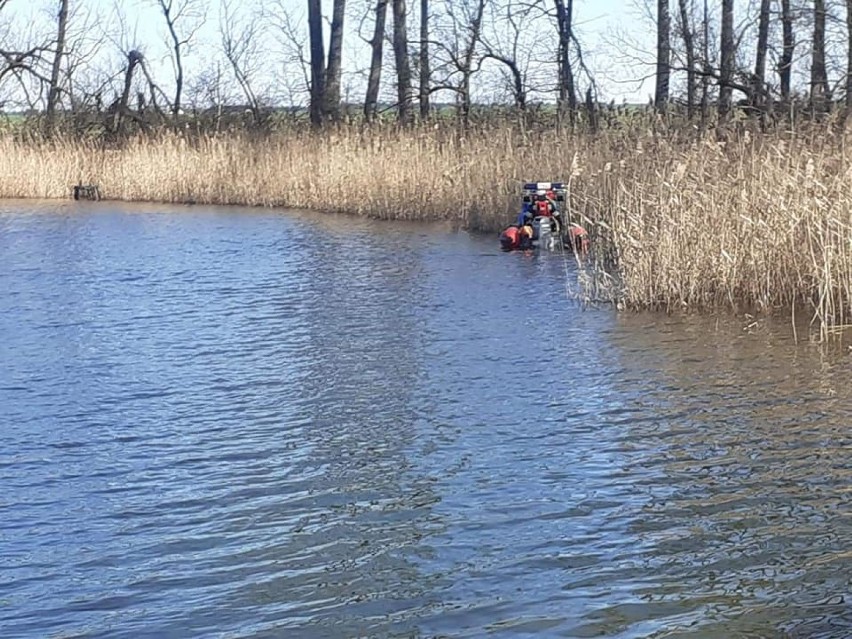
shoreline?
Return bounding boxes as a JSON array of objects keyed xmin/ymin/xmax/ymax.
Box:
[{"xmin": 2, "ymin": 124, "xmax": 852, "ymax": 334}]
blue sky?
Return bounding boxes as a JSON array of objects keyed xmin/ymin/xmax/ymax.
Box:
[
  {"xmin": 2, "ymin": 0, "xmax": 658, "ymax": 107},
  {"xmin": 121, "ymin": 0, "xmax": 657, "ymax": 103}
]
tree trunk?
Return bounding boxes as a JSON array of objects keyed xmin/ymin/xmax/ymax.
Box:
[
  {"xmin": 364, "ymin": 0, "xmax": 388, "ymax": 121},
  {"xmin": 811, "ymin": 0, "xmax": 830, "ymax": 114},
  {"xmin": 171, "ymin": 37, "xmax": 183, "ymax": 116},
  {"xmin": 701, "ymin": 0, "xmax": 710, "ymax": 125},
  {"xmin": 504, "ymin": 57, "xmax": 525, "ymax": 110},
  {"xmin": 324, "ymin": 0, "xmax": 346, "ymax": 121},
  {"xmin": 458, "ymin": 0, "xmax": 485, "ymax": 126},
  {"xmin": 419, "ymin": 0, "xmax": 430, "ymax": 119},
  {"xmin": 655, "ymin": 0, "xmax": 670, "ymax": 112},
  {"xmin": 753, "ymin": 0, "xmax": 770, "ymax": 110},
  {"xmin": 780, "ymin": 0, "xmax": 794, "ymax": 104},
  {"xmin": 113, "ymin": 50, "xmax": 142, "ymax": 134},
  {"xmin": 846, "ymin": 0, "xmax": 852, "ymax": 111},
  {"xmin": 585, "ymin": 86, "xmax": 598, "ymax": 132},
  {"xmin": 554, "ymin": 0, "xmax": 576, "ymax": 126},
  {"xmin": 718, "ymin": 0, "xmax": 734, "ymax": 120},
  {"xmin": 677, "ymin": 0, "xmax": 695, "ymax": 119},
  {"xmin": 158, "ymin": 0, "xmax": 184, "ymax": 116},
  {"xmin": 307, "ymin": 0, "xmax": 325, "ymax": 127},
  {"xmin": 45, "ymin": 0, "xmax": 69, "ymax": 132},
  {"xmin": 392, "ymin": 0, "xmax": 413, "ymax": 124}
]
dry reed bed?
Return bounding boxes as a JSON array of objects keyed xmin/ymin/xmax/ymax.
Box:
[
  {"xmin": 584, "ymin": 131, "xmax": 852, "ymax": 336},
  {"xmin": 1, "ymin": 126, "xmax": 851, "ymax": 332}
]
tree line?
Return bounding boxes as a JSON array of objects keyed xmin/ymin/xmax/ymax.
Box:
[
  {"xmin": 652, "ymin": 0, "xmax": 852, "ymax": 123},
  {"xmin": 1, "ymin": 0, "xmax": 851, "ymax": 136},
  {"xmin": 308, "ymin": 0, "xmax": 589, "ymax": 127}
]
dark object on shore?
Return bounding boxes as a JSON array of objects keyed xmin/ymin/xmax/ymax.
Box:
[{"xmin": 73, "ymin": 183, "xmax": 101, "ymax": 201}]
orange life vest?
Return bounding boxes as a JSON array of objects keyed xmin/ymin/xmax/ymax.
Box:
[{"xmin": 500, "ymin": 226, "xmax": 520, "ymax": 250}]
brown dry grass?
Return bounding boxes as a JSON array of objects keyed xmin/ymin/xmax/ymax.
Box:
[{"xmin": 2, "ymin": 122, "xmax": 852, "ymax": 335}]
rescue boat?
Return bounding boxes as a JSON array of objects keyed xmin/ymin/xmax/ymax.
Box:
[{"xmin": 499, "ymin": 181, "xmax": 589, "ymax": 254}]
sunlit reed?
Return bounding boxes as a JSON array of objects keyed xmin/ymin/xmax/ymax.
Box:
[{"xmin": 1, "ymin": 122, "xmax": 851, "ymax": 336}]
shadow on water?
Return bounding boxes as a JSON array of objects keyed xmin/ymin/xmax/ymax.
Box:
[{"xmin": 1, "ymin": 202, "xmax": 851, "ymax": 638}]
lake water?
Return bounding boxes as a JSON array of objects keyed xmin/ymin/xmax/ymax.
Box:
[{"xmin": 1, "ymin": 201, "xmax": 851, "ymax": 638}]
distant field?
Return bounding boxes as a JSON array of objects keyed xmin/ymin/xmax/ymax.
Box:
[{"xmin": 0, "ymin": 114, "xmax": 27, "ymax": 133}]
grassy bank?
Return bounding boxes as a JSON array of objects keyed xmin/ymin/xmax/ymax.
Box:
[{"xmin": 2, "ymin": 124, "xmax": 852, "ymax": 335}]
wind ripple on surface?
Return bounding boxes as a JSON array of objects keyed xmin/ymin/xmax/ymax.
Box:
[{"xmin": 1, "ymin": 203, "xmax": 851, "ymax": 638}]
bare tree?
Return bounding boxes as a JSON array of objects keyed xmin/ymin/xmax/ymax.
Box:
[
  {"xmin": 364, "ymin": 0, "xmax": 387, "ymax": 121},
  {"xmin": 445, "ymin": 0, "xmax": 486, "ymax": 124},
  {"xmin": 655, "ymin": 0, "xmax": 670, "ymax": 112},
  {"xmin": 268, "ymin": 1, "xmax": 311, "ymax": 111},
  {"xmin": 480, "ymin": 0, "xmax": 537, "ymax": 112},
  {"xmin": 136, "ymin": 52, "xmax": 171, "ymax": 118},
  {"xmin": 677, "ymin": 0, "xmax": 697, "ymax": 119},
  {"xmin": 99, "ymin": 2, "xmax": 172, "ymax": 134},
  {"xmin": 185, "ymin": 58, "xmax": 228, "ymax": 121},
  {"xmin": 0, "ymin": 3, "xmax": 53, "ymax": 112},
  {"xmin": 220, "ymin": 0, "xmax": 264, "ymax": 122},
  {"xmin": 307, "ymin": 0, "xmax": 325, "ymax": 126},
  {"xmin": 40, "ymin": 0, "xmax": 116, "ymax": 126},
  {"xmin": 45, "ymin": 0, "xmax": 69, "ymax": 131},
  {"xmin": 9, "ymin": 0, "xmax": 852, "ymax": 136},
  {"xmin": 423, "ymin": 0, "xmax": 494, "ymax": 125},
  {"xmin": 152, "ymin": 0, "xmax": 207, "ymax": 116},
  {"xmin": 752, "ymin": 0, "xmax": 770, "ymax": 111},
  {"xmin": 701, "ymin": 0, "xmax": 711, "ymax": 124},
  {"xmin": 847, "ymin": 0, "xmax": 852, "ymax": 111},
  {"xmin": 779, "ymin": 0, "xmax": 794, "ymax": 104},
  {"xmin": 324, "ymin": 0, "xmax": 345, "ymax": 120},
  {"xmin": 111, "ymin": 49, "xmax": 142, "ymax": 132},
  {"xmin": 553, "ymin": 0, "xmax": 576, "ymax": 125},
  {"xmin": 392, "ymin": 0, "xmax": 413, "ymax": 123},
  {"xmin": 57, "ymin": 3, "xmax": 110, "ymax": 131},
  {"xmin": 718, "ymin": 0, "xmax": 733, "ymax": 120},
  {"xmin": 811, "ymin": 0, "xmax": 829, "ymax": 113},
  {"xmin": 419, "ymin": 0, "xmax": 430, "ymax": 118}
]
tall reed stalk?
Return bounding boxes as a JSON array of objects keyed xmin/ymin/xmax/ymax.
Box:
[{"xmin": 2, "ymin": 123, "xmax": 851, "ymax": 335}]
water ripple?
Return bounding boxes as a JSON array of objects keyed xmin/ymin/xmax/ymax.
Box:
[{"xmin": 1, "ymin": 202, "xmax": 851, "ymax": 638}]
